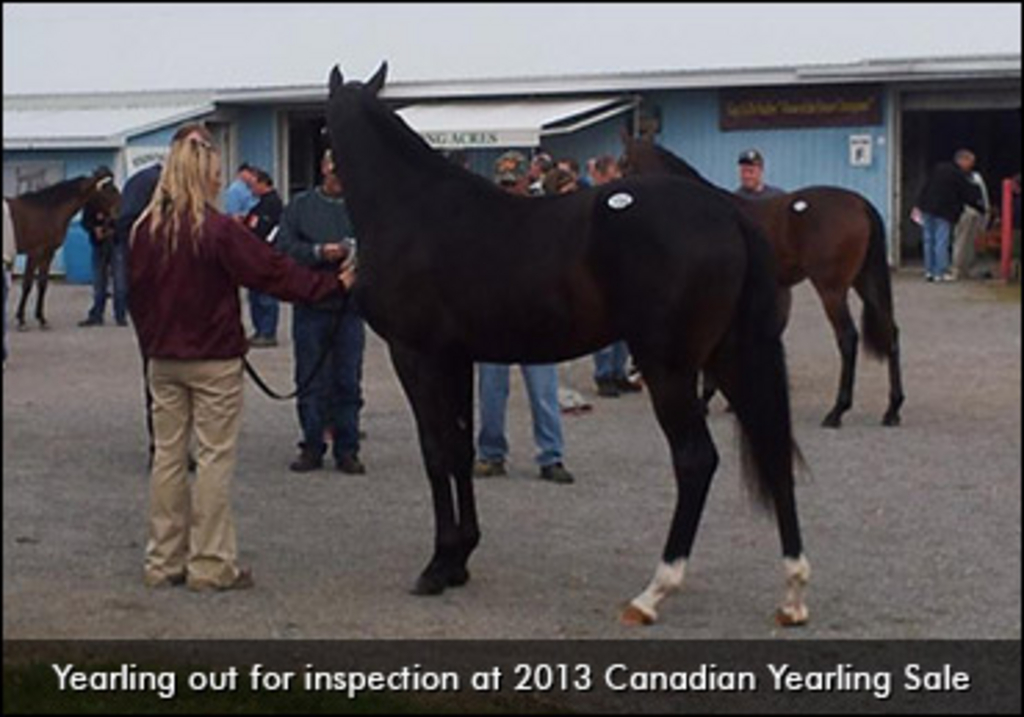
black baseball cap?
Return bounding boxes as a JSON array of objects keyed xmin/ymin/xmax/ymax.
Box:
[{"xmin": 738, "ymin": 149, "xmax": 764, "ymax": 166}]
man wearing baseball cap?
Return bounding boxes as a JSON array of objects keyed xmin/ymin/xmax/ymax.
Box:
[{"xmin": 735, "ymin": 149, "xmax": 785, "ymax": 201}]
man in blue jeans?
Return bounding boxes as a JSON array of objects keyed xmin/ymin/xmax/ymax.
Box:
[
  {"xmin": 914, "ymin": 149, "xmax": 986, "ymax": 282},
  {"xmin": 276, "ymin": 150, "xmax": 366, "ymax": 475},
  {"xmin": 474, "ymin": 151, "xmax": 574, "ymax": 485},
  {"xmin": 79, "ymin": 168, "xmax": 127, "ymax": 327}
]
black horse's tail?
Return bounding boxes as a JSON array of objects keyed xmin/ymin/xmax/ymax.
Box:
[
  {"xmin": 854, "ymin": 200, "xmax": 897, "ymax": 359},
  {"xmin": 728, "ymin": 218, "xmax": 803, "ymax": 511}
]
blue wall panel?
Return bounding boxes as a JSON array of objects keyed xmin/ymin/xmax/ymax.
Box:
[
  {"xmin": 652, "ymin": 89, "xmax": 892, "ymax": 231},
  {"xmin": 237, "ymin": 107, "xmax": 277, "ymax": 177}
]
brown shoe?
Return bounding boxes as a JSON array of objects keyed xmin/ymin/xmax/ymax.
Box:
[
  {"xmin": 336, "ymin": 453, "xmax": 366, "ymax": 475},
  {"xmin": 473, "ymin": 459, "xmax": 507, "ymax": 478},
  {"xmin": 144, "ymin": 572, "xmax": 186, "ymax": 589},
  {"xmin": 187, "ymin": 567, "xmax": 254, "ymax": 592}
]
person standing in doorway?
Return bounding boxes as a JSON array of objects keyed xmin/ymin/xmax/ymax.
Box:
[{"xmin": 914, "ymin": 149, "xmax": 986, "ymax": 282}]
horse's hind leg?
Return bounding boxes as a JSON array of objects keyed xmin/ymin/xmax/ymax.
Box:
[
  {"xmin": 883, "ymin": 325, "xmax": 905, "ymax": 426},
  {"xmin": 621, "ymin": 366, "xmax": 718, "ymax": 626},
  {"xmin": 35, "ymin": 252, "xmax": 54, "ymax": 329},
  {"xmin": 15, "ymin": 255, "xmax": 37, "ymax": 330},
  {"xmin": 817, "ymin": 285, "xmax": 858, "ymax": 428}
]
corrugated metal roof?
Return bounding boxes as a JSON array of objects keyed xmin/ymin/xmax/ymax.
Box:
[{"xmin": 3, "ymin": 103, "xmax": 215, "ymax": 150}]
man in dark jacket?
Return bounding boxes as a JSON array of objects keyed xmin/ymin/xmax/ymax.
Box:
[
  {"xmin": 79, "ymin": 168, "xmax": 124, "ymax": 326},
  {"xmin": 275, "ymin": 150, "xmax": 366, "ymax": 475},
  {"xmin": 245, "ymin": 169, "xmax": 284, "ymax": 347},
  {"xmin": 915, "ymin": 149, "xmax": 985, "ymax": 282}
]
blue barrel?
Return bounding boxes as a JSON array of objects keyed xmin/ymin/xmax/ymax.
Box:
[{"xmin": 62, "ymin": 221, "xmax": 93, "ymax": 284}]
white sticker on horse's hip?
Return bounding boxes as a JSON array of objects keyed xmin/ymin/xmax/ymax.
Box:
[
  {"xmin": 607, "ymin": 193, "xmax": 634, "ymax": 210},
  {"xmin": 792, "ymin": 199, "xmax": 809, "ymax": 213}
]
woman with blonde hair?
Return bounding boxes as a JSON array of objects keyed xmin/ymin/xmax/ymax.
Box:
[{"xmin": 129, "ymin": 123, "xmax": 355, "ymax": 591}]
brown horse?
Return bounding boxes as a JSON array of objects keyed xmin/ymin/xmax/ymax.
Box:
[
  {"xmin": 5, "ymin": 167, "xmax": 119, "ymax": 329},
  {"xmin": 621, "ymin": 136, "xmax": 904, "ymax": 428}
]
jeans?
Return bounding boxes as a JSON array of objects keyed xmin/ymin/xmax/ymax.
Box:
[
  {"xmin": 87, "ymin": 241, "xmax": 128, "ymax": 323},
  {"xmin": 292, "ymin": 303, "xmax": 365, "ymax": 459},
  {"xmin": 248, "ymin": 289, "xmax": 279, "ymax": 339},
  {"xmin": 593, "ymin": 341, "xmax": 629, "ymax": 382},
  {"xmin": 477, "ymin": 363, "xmax": 564, "ymax": 467},
  {"xmin": 921, "ymin": 213, "xmax": 952, "ymax": 278}
]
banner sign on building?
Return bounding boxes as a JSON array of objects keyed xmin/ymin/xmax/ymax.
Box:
[{"xmin": 720, "ymin": 85, "xmax": 883, "ymax": 131}]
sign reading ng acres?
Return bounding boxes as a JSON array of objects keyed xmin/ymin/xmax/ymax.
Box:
[
  {"xmin": 720, "ymin": 85, "xmax": 883, "ymax": 131},
  {"xmin": 422, "ymin": 131, "xmax": 502, "ymax": 149}
]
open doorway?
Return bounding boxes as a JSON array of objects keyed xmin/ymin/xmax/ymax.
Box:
[
  {"xmin": 899, "ymin": 107, "xmax": 1021, "ymax": 261},
  {"xmin": 286, "ymin": 112, "xmax": 329, "ymax": 200}
]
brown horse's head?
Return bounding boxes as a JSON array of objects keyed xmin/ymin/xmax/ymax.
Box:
[{"xmin": 87, "ymin": 166, "xmax": 121, "ymax": 219}]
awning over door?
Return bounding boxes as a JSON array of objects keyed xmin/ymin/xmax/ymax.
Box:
[{"xmin": 396, "ymin": 96, "xmax": 636, "ymax": 149}]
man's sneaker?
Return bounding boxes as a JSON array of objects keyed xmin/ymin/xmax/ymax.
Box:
[
  {"xmin": 78, "ymin": 316, "xmax": 103, "ymax": 327},
  {"xmin": 336, "ymin": 453, "xmax": 366, "ymax": 475},
  {"xmin": 289, "ymin": 449, "xmax": 324, "ymax": 473},
  {"xmin": 936, "ymin": 272, "xmax": 957, "ymax": 283},
  {"xmin": 249, "ymin": 335, "xmax": 278, "ymax": 348},
  {"xmin": 595, "ymin": 379, "xmax": 620, "ymax": 398},
  {"xmin": 615, "ymin": 376, "xmax": 643, "ymax": 393},
  {"xmin": 539, "ymin": 462, "xmax": 575, "ymax": 484},
  {"xmin": 473, "ymin": 459, "xmax": 507, "ymax": 478}
]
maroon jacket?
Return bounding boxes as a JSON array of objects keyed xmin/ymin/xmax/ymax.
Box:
[{"xmin": 129, "ymin": 207, "xmax": 343, "ymax": 360}]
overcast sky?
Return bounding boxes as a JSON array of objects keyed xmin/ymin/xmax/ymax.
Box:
[{"xmin": 3, "ymin": 3, "xmax": 1021, "ymax": 95}]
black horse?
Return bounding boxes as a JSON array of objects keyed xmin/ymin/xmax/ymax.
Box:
[{"xmin": 325, "ymin": 64, "xmax": 810, "ymax": 627}]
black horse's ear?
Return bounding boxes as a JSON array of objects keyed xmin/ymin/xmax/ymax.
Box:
[
  {"xmin": 329, "ymin": 66, "xmax": 345, "ymax": 94},
  {"xmin": 366, "ymin": 61, "xmax": 388, "ymax": 96}
]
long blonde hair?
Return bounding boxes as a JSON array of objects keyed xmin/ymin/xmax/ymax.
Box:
[{"xmin": 131, "ymin": 123, "xmax": 222, "ymax": 255}]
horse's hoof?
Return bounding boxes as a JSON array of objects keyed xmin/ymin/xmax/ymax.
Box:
[
  {"xmin": 882, "ymin": 413, "xmax": 901, "ymax": 427},
  {"xmin": 447, "ymin": 567, "xmax": 470, "ymax": 588},
  {"xmin": 411, "ymin": 572, "xmax": 448, "ymax": 596},
  {"xmin": 16, "ymin": 324, "xmax": 28, "ymax": 333},
  {"xmin": 38, "ymin": 322, "xmax": 50, "ymax": 331},
  {"xmin": 620, "ymin": 604, "xmax": 655, "ymax": 627},
  {"xmin": 821, "ymin": 414, "xmax": 842, "ymax": 429},
  {"xmin": 775, "ymin": 606, "xmax": 809, "ymax": 627}
]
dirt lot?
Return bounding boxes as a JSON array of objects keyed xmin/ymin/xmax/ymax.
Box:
[{"xmin": 2, "ymin": 272, "xmax": 1020, "ymax": 640}]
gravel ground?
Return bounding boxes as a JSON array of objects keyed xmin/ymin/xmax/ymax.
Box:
[{"xmin": 2, "ymin": 270, "xmax": 1020, "ymax": 640}]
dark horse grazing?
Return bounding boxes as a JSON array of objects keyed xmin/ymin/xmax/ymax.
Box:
[
  {"xmin": 325, "ymin": 63, "xmax": 810, "ymax": 627},
  {"xmin": 5, "ymin": 167, "xmax": 119, "ymax": 329},
  {"xmin": 621, "ymin": 136, "xmax": 904, "ymax": 428}
]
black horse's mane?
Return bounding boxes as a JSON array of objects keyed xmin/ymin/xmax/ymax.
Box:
[
  {"xmin": 360, "ymin": 92, "xmax": 520, "ymax": 198},
  {"xmin": 15, "ymin": 176, "xmax": 90, "ymax": 208}
]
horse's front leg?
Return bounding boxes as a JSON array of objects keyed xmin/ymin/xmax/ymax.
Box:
[
  {"xmin": 389, "ymin": 342, "xmax": 479, "ymax": 595},
  {"xmin": 15, "ymin": 255, "xmax": 37, "ymax": 330}
]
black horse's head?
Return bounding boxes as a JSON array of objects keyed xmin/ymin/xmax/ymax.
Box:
[{"xmin": 324, "ymin": 62, "xmax": 389, "ymax": 184}]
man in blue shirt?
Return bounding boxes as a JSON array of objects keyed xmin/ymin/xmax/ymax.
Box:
[{"xmin": 223, "ymin": 163, "xmax": 258, "ymax": 220}]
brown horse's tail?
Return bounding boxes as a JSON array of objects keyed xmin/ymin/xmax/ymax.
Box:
[{"xmin": 855, "ymin": 200, "xmax": 897, "ymax": 359}]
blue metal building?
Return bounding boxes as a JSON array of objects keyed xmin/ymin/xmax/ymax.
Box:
[{"xmin": 4, "ymin": 54, "xmax": 1019, "ymax": 281}]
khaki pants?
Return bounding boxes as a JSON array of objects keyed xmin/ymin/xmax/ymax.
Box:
[
  {"xmin": 145, "ymin": 358, "xmax": 245, "ymax": 588},
  {"xmin": 952, "ymin": 206, "xmax": 986, "ymax": 279}
]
